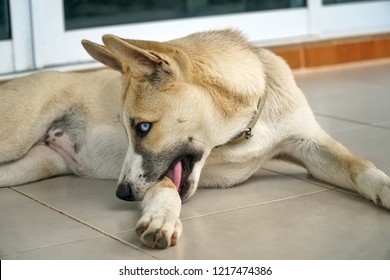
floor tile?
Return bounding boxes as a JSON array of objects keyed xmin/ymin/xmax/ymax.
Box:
[
  {"xmin": 295, "ymin": 62, "xmax": 390, "ymax": 124},
  {"xmin": 330, "ymin": 126, "xmax": 390, "ymax": 173},
  {"xmin": 295, "ymin": 67, "xmax": 386, "ymax": 99},
  {"xmin": 115, "ymin": 171, "xmax": 332, "ymax": 250},
  {"xmin": 294, "ymin": 60, "xmax": 390, "ymax": 94},
  {"xmin": 1, "ymin": 236, "xmax": 154, "ymax": 260},
  {"xmin": 314, "ymin": 115, "xmax": 364, "ymax": 133},
  {"xmin": 14, "ymin": 176, "xmax": 142, "ymax": 234},
  {"xmin": 15, "ymin": 170, "xmax": 327, "ymax": 234},
  {"xmin": 342, "ymin": 60, "xmax": 390, "ymax": 85},
  {"xmin": 125, "ymin": 190, "xmax": 390, "ymax": 260},
  {"xmin": 0, "ymin": 188, "xmax": 101, "ymax": 256},
  {"xmin": 261, "ymin": 160, "xmax": 335, "ymax": 189},
  {"xmin": 374, "ymin": 120, "xmax": 390, "ymax": 129},
  {"xmin": 308, "ymin": 87, "xmax": 390, "ymax": 125},
  {"xmin": 181, "ymin": 169, "xmax": 327, "ymax": 219}
]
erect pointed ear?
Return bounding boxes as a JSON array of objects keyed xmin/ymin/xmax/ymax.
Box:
[
  {"xmin": 102, "ymin": 34, "xmax": 174, "ymax": 78},
  {"xmin": 81, "ymin": 39, "xmax": 123, "ymax": 72}
]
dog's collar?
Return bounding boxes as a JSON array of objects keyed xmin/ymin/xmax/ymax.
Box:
[{"xmin": 220, "ymin": 96, "xmax": 265, "ymax": 146}]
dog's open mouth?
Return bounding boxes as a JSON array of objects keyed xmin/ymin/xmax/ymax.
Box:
[{"xmin": 165, "ymin": 156, "xmax": 194, "ymax": 200}]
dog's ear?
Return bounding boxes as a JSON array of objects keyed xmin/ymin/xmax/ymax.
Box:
[
  {"xmin": 81, "ymin": 39, "xmax": 123, "ymax": 72},
  {"xmin": 102, "ymin": 34, "xmax": 174, "ymax": 79}
]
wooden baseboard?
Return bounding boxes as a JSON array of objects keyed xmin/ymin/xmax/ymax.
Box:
[{"xmin": 267, "ymin": 33, "xmax": 390, "ymax": 69}]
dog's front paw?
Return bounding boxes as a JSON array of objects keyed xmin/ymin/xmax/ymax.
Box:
[
  {"xmin": 357, "ymin": 168, "xmax": 390, "ymax": 209},
  {"xmin": 135, "ymin": 210, "xmax": 182, "ymax": 249},
  {"xmin": 135, "ymin": 179, "xmax": 183, "ymax": 249}
]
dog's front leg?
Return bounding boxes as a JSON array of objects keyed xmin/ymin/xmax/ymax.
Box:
[
  {"xmin": 135, "ymin": 177, "xmax": 182, "ymax": 249},
  {"xmin": 285, "ymin": 132, "xmax": 390, "ymax": 209}
]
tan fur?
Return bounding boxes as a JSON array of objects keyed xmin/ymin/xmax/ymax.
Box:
[{"xmin": 1, "ymin": 29, "xmax": 389, "ymax": 250}]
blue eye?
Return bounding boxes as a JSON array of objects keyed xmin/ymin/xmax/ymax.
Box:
[{"xmin": 135, "ymin": 122, "xmax": 152, "ymax": 138}]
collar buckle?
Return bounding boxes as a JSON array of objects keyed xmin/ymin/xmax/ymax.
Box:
[{"xmin": 244, "ymin": 128, "xmax": 253, "ymax": 139}]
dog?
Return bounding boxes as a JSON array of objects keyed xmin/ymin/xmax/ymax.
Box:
[{"xmin": 1, "ymin": 29, "xmax": 389, "ymax": 249}]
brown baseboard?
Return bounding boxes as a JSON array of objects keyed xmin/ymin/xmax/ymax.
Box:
[
  {"xmin": 267, "ymin": 33, "xmax": 390, "ymax": 69},
  {"xmin": 2, "ymin": 33, "xmax": 389, "ymax": 83}
]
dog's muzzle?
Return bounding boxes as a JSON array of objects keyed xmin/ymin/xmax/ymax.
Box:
[{"xmin": 116, "ymin": 182, "xmax": 135, "ymax": 201}]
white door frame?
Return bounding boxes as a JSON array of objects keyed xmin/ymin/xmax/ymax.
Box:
[{"xmin": 0, "ymin": 0, "xmax": 33, "ymax": 75}]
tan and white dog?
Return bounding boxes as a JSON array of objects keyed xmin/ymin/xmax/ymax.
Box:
[{"xmin": 1, "ymin": 29, "xmax": 389, "ymax": 249}]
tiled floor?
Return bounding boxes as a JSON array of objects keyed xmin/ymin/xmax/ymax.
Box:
[{"xmin": 1, "ymin": 60, "xmax": 390, "ymax": 260}]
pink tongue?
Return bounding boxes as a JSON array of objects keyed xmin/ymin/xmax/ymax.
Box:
[{"xmin": 166, "ymin": 161, "xmax": 183, "ymax": 190}]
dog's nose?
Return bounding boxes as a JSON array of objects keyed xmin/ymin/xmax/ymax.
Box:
[{"xmin": 116, "ymin": 182, "xmax": 135, "ymax": 201}]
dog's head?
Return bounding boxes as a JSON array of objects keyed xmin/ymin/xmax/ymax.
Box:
[
  {"xmin": 82, "ymin": 36, "xmax": 218, "ymax": 201},
  {"xmin": 82, "ymin": 32, "xmax": 260, "ymax": 202}
]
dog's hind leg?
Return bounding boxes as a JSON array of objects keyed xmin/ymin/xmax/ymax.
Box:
[
  {"xmin": 0, "ymin": 124, "xmax": 45, "ymax": 165},
  {"xmin": 283, "ymin": 131, "xmax": 390, "ymax": 209},
  {"xmin": 0, "ymin": 144, "xmax": 69, "ymax": 187},
  {"xmin": 0, "ymin": 73, "xmax": 59, "ymax": 164}
]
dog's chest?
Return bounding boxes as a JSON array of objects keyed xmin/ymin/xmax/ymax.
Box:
[{"xmin": 199, "ymin": 147, "xmax": 267, "ymax": 188}]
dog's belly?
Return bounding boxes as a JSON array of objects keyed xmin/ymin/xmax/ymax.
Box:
[{"xmin": 39, "ymin": 108, "xmax": 127, "ymax": 179}]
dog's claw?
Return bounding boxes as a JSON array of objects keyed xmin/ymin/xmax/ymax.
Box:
[
  {"xmin": 136, "ymin": 226, "xmax": 175, "ymax": 249},
  {"xmin": 170, "ymin": 232, "xmax": 178, "ymax": 247},
  {"xmin": 135, "ymin": 222, "xmax": 148, "ymax": 237},
  {"xmin": 375, "ymin": 195, "xmax": 383, "ymax": 207},
  {"xmin": 135, "ymin": 212, "xmax": 182, "ymax": 249}
]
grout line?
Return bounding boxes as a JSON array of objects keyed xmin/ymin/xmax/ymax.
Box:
[
  {"xmin": 10, "ymin": 187, "xmax": 158, "ymax": 259},
  {"xmin": 314, "ymin": 113, "xmax": 372, "ymax": 126},
  {"xmin": 260, "ymin": 166, "xmax": 337, "ymax": 190},
  {"xmin": 259, "ymin": 167, "xmax": 366, "ymax": 201},
  {"xmin": 333, "ymin": 187, "xmax": 364, "ymax": 199},
  {"xmin": 369, "ymin": 124, "xmax": 390, "ymax": 130},
  {"xmin": 181, "ymin": 188, "xmax": 332, "ymax": 221},
  {"xmin": 0, "ymin": 235, "xmax": 110, "ymax": 259},
  {"xmin": 313, "ymin": 113, "xmax": 390, "ymax": 131}
]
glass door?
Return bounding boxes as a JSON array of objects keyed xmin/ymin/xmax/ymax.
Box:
[{"xmin": 30, "ymin": 0, "xmax": 310, "ymax": 69}]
